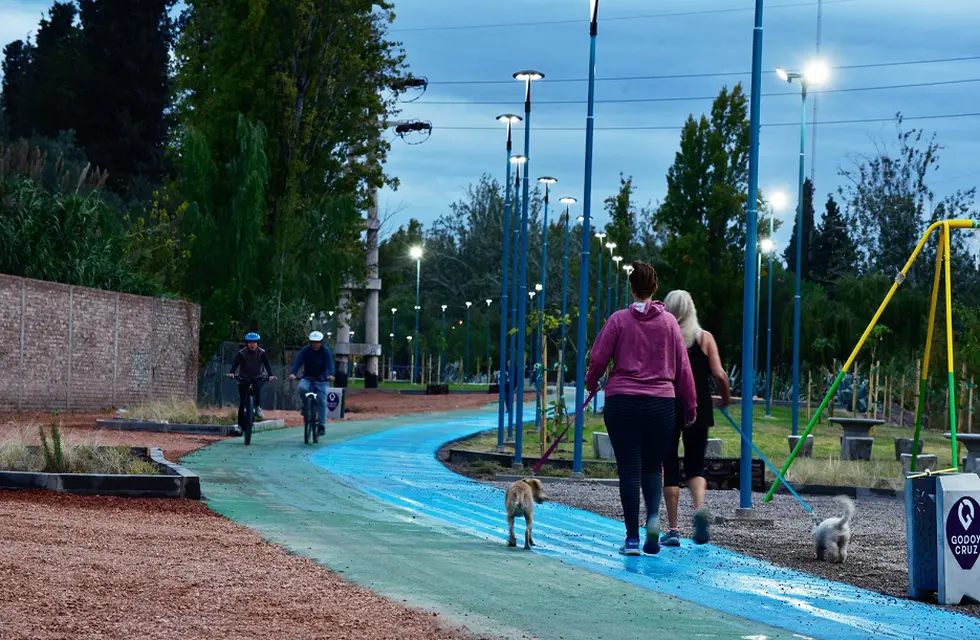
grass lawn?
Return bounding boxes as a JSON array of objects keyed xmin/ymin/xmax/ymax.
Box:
[{"xmin": 455, "ymin": 403, "xmax": 958, "ymax": 489}]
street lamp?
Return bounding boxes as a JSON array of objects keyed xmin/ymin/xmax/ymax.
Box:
[
  {"xmin": 605, "ymin": 241, "xmax": 617, "ymax": 321},
  {"xmin": 512, "ymin": 70, "xmax": 544, "ymax": 468},
  {"xmin": 593, "ymin": 230, "xmax": 607, "ymax": 412},
  {"xmin": 776, "ymin": 59, "xmax": 829, "ymax": 437},
  {"xmin": 410, "ymin": 245, "xmax": 423, "ymax": 385},
  {"xmin": 496, "ymin": 114, "xmax": 522, "ymax": 448},
  {"xmin": 440, "ymin": 304, "xmax": 448, "ymax": 384},
  {"xmin": 612, "ymin": 255, "xmax": 623, "ymax": 311},
  {"xmin": 537, "ymin": 176, "xmax": 557, "ymax": 392},
  {"xmin": 574, "ymin": 0, "xmax": 600, "ymax": 477},
  {"xmin": 559, "ymin": 197, "xmax": 577, "ymax": 403},
  {"xmin": 508, "ymin": 154, "xmax": 527, "ymax": 442},
  {"xmin": 390, "ymin": 308, "xmax": 397, "ymax": 381},
  {"xmin": 738, "ymin": 0, "xmax": 766, "ymax": 512},
  {"xmin": 763, "ymin": 190, "xmax": 787, "ymax": 419},
  {"xmin": 465, "ymin": 301, "xmax": 473, "ymax": 382},
  {"xmin": 622, "ymin": 264, "xmax": 633, "ymax": 309},
  {"xmin": 485, "ymin": 299, "xmax": 492, "ymax": 386}
]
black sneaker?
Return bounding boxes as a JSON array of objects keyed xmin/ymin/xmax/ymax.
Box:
[
  {"xmin": 318, "ymin": 425, "xmax": 326, "ymax": 436},
  {"xmin": 255, "ymin": 408, "xmax": 265, "ymax": 421}
]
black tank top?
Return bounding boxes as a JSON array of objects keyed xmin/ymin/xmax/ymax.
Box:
[{"xmin": 688, "ymin": 338, "xmax": 715, "ymax": 428}]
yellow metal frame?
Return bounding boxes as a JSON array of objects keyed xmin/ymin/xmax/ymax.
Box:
[{"xmin": 764, "ymin": 220, "xmax": 977, "ymax": 503}]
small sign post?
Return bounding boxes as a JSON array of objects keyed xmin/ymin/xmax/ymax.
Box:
[
  {"xmin": 325, "ymin": 388, "xmax": 344, "ymax": 420},
  {"xmin": 938, "ymin": 475, "xmax": 980, "ymax": 604}
]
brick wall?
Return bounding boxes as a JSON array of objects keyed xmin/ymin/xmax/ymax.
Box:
[{"xmin": 0, "ymin": 274, "xmax": 200, "ymax": 412}]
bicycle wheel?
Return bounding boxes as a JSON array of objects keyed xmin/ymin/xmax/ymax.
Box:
[
  {"xmin": 312, "ymin": 397, "xmax": 320, "ymax": 444},
  {"xmin": 244, "ymin": 393, "xmax": 253, "ymax": 445},
  {"xmin": 303, "ymin": 395, "xmax": 312, "ymax": 444}
]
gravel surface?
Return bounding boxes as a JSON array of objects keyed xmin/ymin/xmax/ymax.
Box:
[
  {"xmin": 0, "ymin": 491, "xmax": 472, "ymax": 640},
  {"xmin": 486, "ymin": 478, "xmax": 980, "ymax": 619}
]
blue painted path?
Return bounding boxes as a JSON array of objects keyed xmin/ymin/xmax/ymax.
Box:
[{"xmin": 313, "ymin": 408, "xmax": 980, "ymax": 640}]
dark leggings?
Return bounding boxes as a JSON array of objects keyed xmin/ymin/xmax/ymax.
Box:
[
  {"xmin": 603, "ymin": 395, "xmax": 676, "ymax": 539},
  {"xmin": 663, "ymin": 418, "xmax": 709, "ymax": 487},
  {"xmin": 237, "ymin": 379, "xmax": 264, "ymax": 426}
]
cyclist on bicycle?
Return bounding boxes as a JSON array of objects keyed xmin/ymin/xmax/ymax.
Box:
[
  {"xmin": 288, "ymin": 331, "xmax": 335, "ymax": 436},
  {"xmin": 227, "ymin": 332, "xmax": 277, "ymax": 425}
]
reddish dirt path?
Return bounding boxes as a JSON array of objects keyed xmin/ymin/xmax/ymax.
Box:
[
  {"xmin": 0, "ymin": 390, "xmax": 509, "ymax": 640},
  {"xmin": 0, "ymin": 491, "xmax": 469, "ymax": 640}
]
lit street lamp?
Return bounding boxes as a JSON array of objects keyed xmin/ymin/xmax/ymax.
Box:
[
  {"xmin": 496, "ymin": 114, "xmax": 521, "ymax": 448},
  {"xmin": 537, "ymin": 176, "xmax": 557, "ymax": 392},
  {"xmin": 605, "ymin": 241, "xmax": 616, "ymax": 321},
  {"xmin": 440, "ymin": 304, "xmax": 448, "ymax": 384},
  {"xmin": 592, "ymin": 231, "xmax": 607, "ymax": 414},
  {"xmin": 764, "ymin": 190, "xmax": 788, "ymax": 418},
  {"xmin": 513, "ymin": 70, "xmax": 544, "ymax": 468},
  {"xmin": 622, "ymin": 263, "xmax": 633, "ymax": 308},
  {"xmin": 485, "ymin": 299, "xmax": 492, "ymax": 386},
  {"xmin": 574, "ymin": 0, "xmax": 601, "ymax": 477},
  {"xmin": 390, "ymin": 307, "xmax": 397, "ymax": 380},
  {"xmin": 410, "ymin": 245, "xmax": 423, "ymax": 385},
  {"xmin": 776, "ymin": 59, "xmax": 829, "ymax": 436},
  {"xmin": 612, "ymin": 256, "xmax": 623, "ymax": 311},
  {"xmin": 559, "ymin": 197, "xmax": 577, "ymax": 402},
  {"xmin": 465, "ymin": 301, "xmax": 473, "ymax": 382},
  {"xmin": 508, "ymin": 154, "xmax": 526, "ymax": 442}
]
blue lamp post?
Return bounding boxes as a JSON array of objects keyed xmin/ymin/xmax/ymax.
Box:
[
  {"xmin": 558, "ymin": 197, "xmax": 577, "ymax": 404},
  {"xmin": 508, "ymin": 155, "xmax": 526, "ymax": 442},
  {"xmin": 605, "ymin": 241, "xmax": 616, "ymax": 321},
  {"xmin": 591, "ymin": 231, "xmax": 607, "ymax": 414},
  {"xmin": 440, "ymin": 304, "xmax": 447, "ymax": 383},
  {"xmin": 573, "ymin": 0, "xmax": 600, "ymax": 478},
  {"xmin": 410, "ymin": 246, "xmax": 423, "ymax": 385},
  {"xmin": 738, "ymin": 0, "xmax": 765, "ymax": 512},
  {"xmin": 538, "ymin": 176, "xmax": 557, "ymax": 415},
  {"xmin": 612, "ymin": 255, "xmax": 623, "ymax": 311},
  {"xmin": 764, "ymin": 190, "xmax": 788, "ymax": 418},
  {"xmin": 485, "ymin": 298, "xmax": 492, "ymax": 385},
  {"xmin": 390, "ymin": 308, "xmax": 396, "ymax": 380},
  {"xmin": 512, "ymin": 70, "xmax": 543, "ymax": 468},
  {"xmin": 464, "ymin": 301, "xmax": 473, "ymax": 382},
  {"xmin": 496, "ymin": 114, "xmax": 521, "ymax": 448},
  {"xmin": 622, "ymin": 264, "xmax": 633, "ymax": 308},
  {"xmin": 776, "ymin": 60, "xmax": 829, "ymax": 437}
]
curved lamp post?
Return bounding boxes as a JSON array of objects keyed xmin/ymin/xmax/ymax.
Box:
[
  {"xmin": 776, "ymin": 59, "xmax": 829, "ymax": 437},
  {"xmin": 496, "ymin": 115, "xmax": 521, "ymax": 447},
  {"xmin": 512, "ymin": 68, "xmax": 543, "ymax": 468},
  {"xmin": 559, "ymin": 197, "xmax": 577, "ymax": 403},
  {"xmin": 574, "ymin": 0, "xmax": 600, "ymax": 477},
  {"xmin": 410, "ymin": 245, "xmax": 423, "ymax": 385},
  {"xmin": 508, "ymin": 154, "xmax": 526, "ymax": 442}
]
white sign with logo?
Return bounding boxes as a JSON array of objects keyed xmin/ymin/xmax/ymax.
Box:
[
  {"xmin": 938, "ymin": 473, "xmax": 980, "ymax": 604},
  {"xmin": 324, "ymin": 387, "xmax": 344, "ymax": 420}
]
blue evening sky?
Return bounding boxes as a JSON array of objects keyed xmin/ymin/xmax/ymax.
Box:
[{"xmin": 4, "ymin": 0, "xmax": 979, "ymax": 257}]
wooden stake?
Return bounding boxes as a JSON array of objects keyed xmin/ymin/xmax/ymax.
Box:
[
  {"xmin": 900, "ymin": 374, "xmax": 906, "ymax": 427},
  {"xmin": 807, "ymin": 372, "xmax": 812, "ymax": 422},
  {"xmin": 969, "ymin": 375, "xmax": 974, "ymax": 434},
  {"xmin": 852, "ymin": 362, "xmax": 859, "ymax": 415},
  {"xmin": 914, "ymin": 359, "xmax": 921, "ymax": 425},
  {"xmin": 885, "ymin": 375, "xmax": 892, "ymax": 424}
]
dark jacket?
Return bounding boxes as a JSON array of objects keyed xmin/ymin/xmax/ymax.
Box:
[
  {"xmin": 230, "ymin": 347, "xmax": 273, "ymax": 379},
  {"xmin": 290, "ymin": 345, "xmax": 335, "ymax": 380}
]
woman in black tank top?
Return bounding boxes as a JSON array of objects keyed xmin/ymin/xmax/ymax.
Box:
[{"xmin": 662, "ymin": 291, "xmax": 732, "ymax": 546}]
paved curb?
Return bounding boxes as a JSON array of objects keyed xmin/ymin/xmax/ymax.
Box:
[
  {"xmin": 0, "ymin": 446, "xmax": 200, "ymax": 499},
  {"xmin": 96, "ymin": 418, "xmax": 284, "ymax": 437}
]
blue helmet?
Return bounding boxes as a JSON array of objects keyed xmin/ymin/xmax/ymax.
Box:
[{"xmin": 244, "ymin": 332, "xmax": 261, "ymax": 342}]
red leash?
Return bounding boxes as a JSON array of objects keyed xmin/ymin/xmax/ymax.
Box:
[{"xmin": 531, "ymin": 390, "xmax": 597, "ymax": 475}]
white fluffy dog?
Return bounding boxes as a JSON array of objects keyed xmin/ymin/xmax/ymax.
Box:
[{"xmin": 812, "ymin": 495, "xmax": 855, "ymax": 563}]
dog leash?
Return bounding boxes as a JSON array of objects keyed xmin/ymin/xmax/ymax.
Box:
[
  {"xmin": 719, "ymin": 408, "xmax": 813, "ymax": 515},
  {"xmin": 531, "ymin": 390, "xmax": 598, "ymax": 475}
]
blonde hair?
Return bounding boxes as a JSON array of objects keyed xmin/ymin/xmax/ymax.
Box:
[{"xmin": 663, "ymin": 290, "xmax": 702, "ymax": 348}]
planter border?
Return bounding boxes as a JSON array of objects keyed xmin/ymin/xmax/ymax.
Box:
[
  {"xmin": 0, "ymin": 446, "xmax": 200, "ymax": 499},
  {"xmin": 96, "ymin": 418, "xmax": 284, "ymax": 436}
]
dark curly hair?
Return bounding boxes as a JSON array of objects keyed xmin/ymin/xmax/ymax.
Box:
[{"xmin": 629, "ymin": 260, "xmax": 659, "ymax": 299}]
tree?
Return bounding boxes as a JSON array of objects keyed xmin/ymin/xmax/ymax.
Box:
[
  {"xmin": 809, "ymin": 194, "xmax": 858, "ymax": 283},
  {"xmin": 26, "ymin": 2, "xmax": 84, "ymax": 141},
  {"xmin": 655, "ymin": 84, "xmax": 750, "ymax": 351},
  {"xmin": 76, "ymin": 0, "xmax": 175, "ymax": 194},
  {"xmin": 0, "ymin": 39, "xmax": 33, "ymax": 139},
  {"xmin": 782, "ymin": 177, "xmax": 815, "ymax": 279},
  {"xmin": 603, "ymin": 173, "xmax": 637, "ymax": 259},
  {"xmin": 839, "ymin": 115, "xmax": 976, "ymax": 285}
]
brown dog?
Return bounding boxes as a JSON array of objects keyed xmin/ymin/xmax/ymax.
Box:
[{"xmin": 505, "ymin": 477, "xmax": 546, "ymax": 549}]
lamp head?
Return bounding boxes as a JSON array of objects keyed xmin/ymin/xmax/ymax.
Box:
[
  {"xmin": 486, "ymin": 299, "xmax": 492, "ymax": 306},
  {"xmin": 328, "ymin": 310, "xmax": 335, "ymax": 317},
  {"xmin": 803, "ymin": 59, "xmax": 830, "ymax": 86},
  {"xmin": 624, "ymin": 265, "xmax": 634, "ymax": 274},
  {"xmin": 613, "ymin": 255, "xmax": 623, "ymax": 263},
  {"xmin": 409, "ymin": 245, "xmax": 423, "ymax": 260},
  {"xmin": 595, "ymin": 231, "xmax": 606, "ymax": 239},
  {"xmin": 559, "ymin": 197, "xmax": 577, "ymax": 205},
  {"xmin": 466, "ymin": 301, "xmax": 472, "ymax": 308},
  {"xmin": 589, "ymin": 0, "xmax": 599, "ymax": 34},
  {"xmin": 496, "ymin": 113, "xmax": 522, "ymax": 124},
  {"xmin": 510, "ymin": 154, "xmax": 527, "ymax": 165},
  {"xmin": 389, "ymin": 332, "xmax": 394, "ymax": 338},
  {"xmin": 768, "ymin": 190, "xmax": 790, "ymax": 212},
  {"xmin": 538, "ymin": 176, "xmax": 558, "ymax": 185},
  {"xmin": 441, "ymin": 304, "xmax": 447, "ymax": 311},
  {"xmin": 407, "ymin": 335, "xmax": 412, "ymax": 341},
  {"xmin": 513, "ymin": 70, "xmax": 545, "ymax": 82},
  {"xmin": 535, "ymin": 283, "xmax": 542, "ymax": 292},
  {"xmin": 775, "ymin": 66, "xmax": 790, "ymax": 83},
  {"xmin": 576, "ymin": 215, "xmax": 585, "ymax": 223},
  {"xmin": 761, "ymin": 238, "xmax": 775, "ymax": 254},
  {"xmin": 606, "ymin": 241, "xmax": 617, "ymax": 250}
]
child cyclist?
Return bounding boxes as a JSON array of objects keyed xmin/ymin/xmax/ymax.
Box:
[{"xmin": 227, "ymin": 332, "xmax": 277, "ymax": 425}]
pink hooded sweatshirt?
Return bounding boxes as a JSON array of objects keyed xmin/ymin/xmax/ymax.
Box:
[{"xmin": 585, "ymin": 300, "xmax": 698, "ymax": 425}]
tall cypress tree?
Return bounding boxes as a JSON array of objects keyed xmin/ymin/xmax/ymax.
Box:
[
  {"xmin": 783, "ymin": 177, "xmax": 815, "ymax": 279},
  {"xmin": 1, "ymin": 40, "xmax": 34, "ymax": 139},
  {"xmin": 810, "ymin": 194, "xmax": 857, "ymax": 282},
  {"xmin": 28, "ymin": 2, "xmax": 84, "ymax": 140}
]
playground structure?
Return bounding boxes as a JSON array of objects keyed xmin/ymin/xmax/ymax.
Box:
[{"xmin": 765, "ymin": 220, "xmax": 978, "ymax": 503}]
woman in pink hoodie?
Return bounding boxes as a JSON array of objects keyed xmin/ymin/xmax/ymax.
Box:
[{"xmin": 585, "ymin": 261, "xmax": 697, "ymax": 556}]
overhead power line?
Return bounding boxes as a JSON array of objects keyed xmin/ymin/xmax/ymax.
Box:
[
  {"xmin": 391, "ymin": 0, "xmax": 857, "ymax": 33},
  {"xmin": 426, "ymin": 55, "xmax": 980, "ymax": 86},
  {"xmin": 436, "ymin": 111, "xmax": 980, "ymax": 132},
  {"xmin": 417, "ymin": 77, "xmax": 980, "ymax": 106}
]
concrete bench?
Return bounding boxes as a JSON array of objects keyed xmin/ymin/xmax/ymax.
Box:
[
  {"xmin": 787, "ymin": 435, "xmax": 814, "ymax": 457},
  {"xmin": 944, "ymin": 433, "xmax": 980, "ymax": 473},
  {"xmin": 830, "ymin": 417, "xmax": 883, "ymax": 461},
  {"xmin": 894, "ymin": 437, "xmax": 924, "ymax": 461},
  {"xmin": 592, "ymin": 432, "xmax": 615, "ymax": 460},
  {"xmin": 901, "ymin": 453, "xmax": 937, "ymax": 475},
  {"xmin": 704, "ymin": 438, "xmax": 723, "ymax": 458}
]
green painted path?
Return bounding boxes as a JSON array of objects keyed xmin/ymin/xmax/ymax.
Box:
[{"xmin": 185, "ymin": 408, "xmax": 793, "ymax": 640}]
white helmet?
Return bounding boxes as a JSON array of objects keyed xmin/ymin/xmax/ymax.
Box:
[{"xmin": 308, "ymin": 331, "xmax": 324, "ymax": 342}]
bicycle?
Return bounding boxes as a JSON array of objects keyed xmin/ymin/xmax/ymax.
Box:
[
  {"xmin": 235, "ymin": 375, "xmax": 269, "ymax": 446},
  {"xmin": 302, "ymin": 381, "xmax": 321, "ymax": 445}
]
